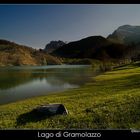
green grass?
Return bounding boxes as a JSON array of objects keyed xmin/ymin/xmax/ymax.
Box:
[{"xmin": 0, "ymin": 64, "xmax": 140, "ymax": 129}]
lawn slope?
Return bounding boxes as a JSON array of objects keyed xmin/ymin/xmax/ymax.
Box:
[{"xmin": 0, "ymin": 64, "xmax": 140, "ymax": 129}]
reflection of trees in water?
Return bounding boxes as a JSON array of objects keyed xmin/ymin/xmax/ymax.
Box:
[
  {"xmin": 32, "ymin": 67, "xmax": 95, "ymax": 86},
  {"xmin": 0, "ymin": 70, "xmax": 33, "ymax": 90},
  {"xmin": 0, "ymin": 67, "xmax": 95, "ymax": 90}
]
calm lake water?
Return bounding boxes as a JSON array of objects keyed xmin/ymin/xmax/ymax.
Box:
[{"xmin": 0, "ymin": 65, "xmax": 98, "ymax": 105}]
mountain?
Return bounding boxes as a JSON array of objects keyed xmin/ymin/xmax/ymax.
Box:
[
  {"xmin": 44, "ymin": 40, "xmax": 66, "ymax": 53},
  {"xmin": 52, "ymin": 36, "xmax": 109, "ymax": 58},
  {"xmin": 51, "ymin": 36, "xmax": 129, "ymax": 60},
  {"xmin": 0, "ymin": 39, "xmax": 61, "ymax": 66},
  {"xmin": 107, "ymin": 25, "xmax": 140, "ymax": 45}
]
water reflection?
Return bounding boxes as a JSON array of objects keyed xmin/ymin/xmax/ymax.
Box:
[{"xmin": 0, "ymin": 65, "xmax": 96, "ymax": 105}]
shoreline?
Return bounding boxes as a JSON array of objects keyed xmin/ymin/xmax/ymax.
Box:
[{"xmin": 0, "ymin": 64, "xmax": 140, "ymax": 129}]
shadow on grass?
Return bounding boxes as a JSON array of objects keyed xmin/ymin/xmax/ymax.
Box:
[
  {"xmin": 113, "ymin": 65, "xmax": 135, "ymax": 71},
  {"xmin": 16, "ymin": 109, "xmax": 53, "ymax": 126},
  {"xmin": 133, "ymin": 62, "xmax": 140, "ymax": 67},
  {"xmin": 113, "ymin": 63, "xmax": 140, "ymax": 71},
  {"xmin": 121, "ymin": 74, "xmax": 140, "ymax": 89},
  {"xmin": 113, "ymin": 67, "xmax": 133, "ymax": 71},
  {"xmin": 94, "ymin": 73, "xmax": 140, "ymax": 92}
]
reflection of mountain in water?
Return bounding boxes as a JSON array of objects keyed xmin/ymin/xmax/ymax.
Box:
[
  {"xmin": 0, "ymin": 65, "xmax": 99, "ymax": 105},
  {"xmin": 0, "ymin": 66, "xmax": 95, "ymax": 90}
]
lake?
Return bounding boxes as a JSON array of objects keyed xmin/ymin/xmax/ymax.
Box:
[{"xmin": 0, "ymin": 65, "xmax": 98, "ymax": 105}]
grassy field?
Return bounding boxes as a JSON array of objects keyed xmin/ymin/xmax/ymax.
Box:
[{"xmin": 0, "ymin": 63, "xmax": 140, "ymax": 129}]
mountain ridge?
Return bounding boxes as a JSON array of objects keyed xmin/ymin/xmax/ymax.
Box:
[
  {"xmin": 107, "ymin": 25, "xmax": 140, "ymax": 45},
  {"xmin": 51, "ymin": 35, "xmax": 131, "ymax": 60},
  {"xmin": 0, "ymin": 24, "xmax": 139, "ymax": 66},
  {"xmin": 44, "ymin": 40, "xmax": 66, "ymax": 53}
]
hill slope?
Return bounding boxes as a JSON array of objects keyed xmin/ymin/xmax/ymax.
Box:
[{"xmin": 0, "ymin": 39, "xmax": 61, "ymax": 66}]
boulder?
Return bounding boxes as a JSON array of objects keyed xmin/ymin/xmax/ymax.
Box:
[{"xmin": 33, "ymin": 103, "xmax": 68, "ymax": 116}]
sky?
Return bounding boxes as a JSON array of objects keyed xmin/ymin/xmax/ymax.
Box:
[{"xmin": 1, "ymin": 4, "xmax": 140, "ymax": 49}]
